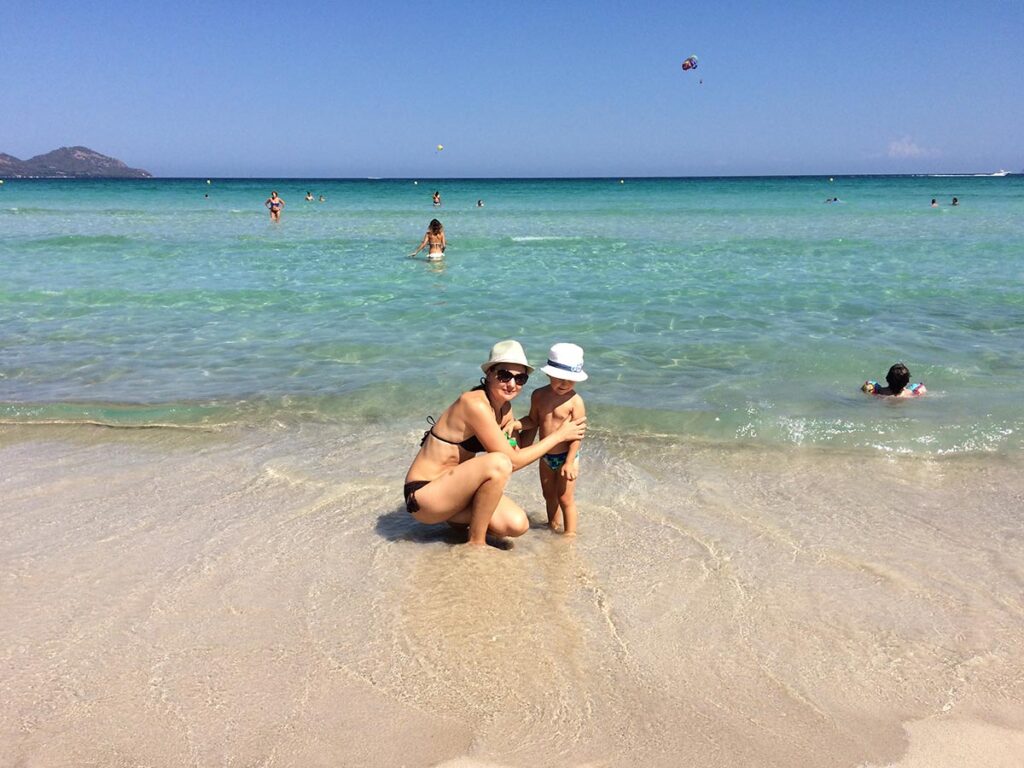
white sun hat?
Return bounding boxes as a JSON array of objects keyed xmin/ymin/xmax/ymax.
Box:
[
  {"xmin": 481, "ymin": 339, "xmax": 534, "ymax": 374},
  {"xmin": 540, "ymin": 343, "xmax": 588, "ymax": 382}
]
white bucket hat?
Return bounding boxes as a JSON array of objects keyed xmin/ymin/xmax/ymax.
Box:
[
  {"xmin": 481, "ymin": 339, "xmax": 534, "ymax": 374},
  {"xmin": 540, "ymin": 343, "xmax": 588, "ymax": 382}
]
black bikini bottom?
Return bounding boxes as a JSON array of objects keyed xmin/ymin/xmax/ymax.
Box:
[{"xmin": 404, "ymin": 480, "xmax": 430, "ymax": 514}]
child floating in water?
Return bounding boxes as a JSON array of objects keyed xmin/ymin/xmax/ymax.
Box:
[
  {"xmin": 862, "ymin": 363, "xmax": 927, "ymax": 397},
  {"xmin": 519, "ymin": 343, "xmax": 587, "ymax": 534}
]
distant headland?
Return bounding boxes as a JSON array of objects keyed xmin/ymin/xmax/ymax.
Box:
[{"xmin": 0, "ymin": 147, "xmax": 152, "ymax": 179}]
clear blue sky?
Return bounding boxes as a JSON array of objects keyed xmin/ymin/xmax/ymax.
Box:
[{"xmin": 3, "ymin": 1, "xmax": 1022, "ymax": 177}]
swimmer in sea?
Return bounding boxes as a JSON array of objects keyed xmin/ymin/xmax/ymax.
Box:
[
  {"xmin": 862, "ymin": 363, "xmax": 927, "ymax": 398},
  {"xmin": 265, "ymin": 191, "xmax": 285, "ymax": 222}
]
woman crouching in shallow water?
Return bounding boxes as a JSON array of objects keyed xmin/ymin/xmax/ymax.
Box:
[{"xmin": 404, "ymin": 340, "xmax": 587, "ymax": 546}]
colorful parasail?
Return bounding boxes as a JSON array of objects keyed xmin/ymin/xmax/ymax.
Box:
[{"xmin": 681, "ymin": 55, "xmax": 698, "ymax": 71}]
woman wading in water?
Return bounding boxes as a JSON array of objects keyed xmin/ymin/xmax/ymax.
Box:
[{"xmin": 409, "ymin": 218, "xmax": 447, "ymax": 260}]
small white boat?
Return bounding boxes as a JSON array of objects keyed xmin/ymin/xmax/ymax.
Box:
[{"xmin": 990, "ymin": 169, "xmax": 1010, "ymax": 176}]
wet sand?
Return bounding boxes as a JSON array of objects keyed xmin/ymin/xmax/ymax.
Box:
[{"xmin": 2, "ymin": 423, "xmax": 1023, "ymax": 767}]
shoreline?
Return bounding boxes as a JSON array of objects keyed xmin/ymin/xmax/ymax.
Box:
[
  {"xmin": 4, "ymin": 414, "xmax": 1024, "ymax": 460},
  {"xmin": 4, "ymin": 396, "xmax": 1023, "ymax": 457}
]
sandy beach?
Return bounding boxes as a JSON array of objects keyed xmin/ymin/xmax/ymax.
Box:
[{"xmin": 3, "ymin": 422, "xmax": 1022, "ymax": 767}]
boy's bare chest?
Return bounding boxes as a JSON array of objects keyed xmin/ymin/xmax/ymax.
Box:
[{"xmin": 541, "ymin": 396, "xmax": 576, "ymax": 423}]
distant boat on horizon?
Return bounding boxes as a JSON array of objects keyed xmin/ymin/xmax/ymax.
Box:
[{"xmin": 920, "ymin": 170, "xmax": 1017, "ymax": 177}]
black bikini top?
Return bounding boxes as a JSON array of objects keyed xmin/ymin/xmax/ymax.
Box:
[{"xmin": 420, "ymin": 416, "xmax": 485, "ymax": 454}]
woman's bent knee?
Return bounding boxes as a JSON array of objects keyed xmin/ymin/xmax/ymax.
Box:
[
  {"xmin": 494, "ymin": 511, "xmax": 529, "ymax": 538},
  {"xmin": 508, "ymin": 513, "xmax": 529, "ymax": 537},
  {"xmin": 482, "ymin": 452, "xmax": 513, "ymax": 482}
]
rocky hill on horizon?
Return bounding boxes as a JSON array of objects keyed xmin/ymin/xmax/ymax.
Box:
[{"xmin": 0, "ymin": 146, "xmax": 152, "ymax": 178}]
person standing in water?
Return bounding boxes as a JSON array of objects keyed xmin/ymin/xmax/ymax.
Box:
[
  {"xmin": 409, "ymin": 219, "xmax": 447, "ymax": 260},
  {"xmin": 518, "ymin": 343, "xmax": 588, "ymax": 535},
  {"xmin": 265, "ymin": 191, "xmax": 285, "ymax": 222}
]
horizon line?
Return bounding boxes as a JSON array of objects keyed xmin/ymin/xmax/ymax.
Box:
[{"xmin": 4, "ymin": 171, "xmax": 1018, "ymax": 182}]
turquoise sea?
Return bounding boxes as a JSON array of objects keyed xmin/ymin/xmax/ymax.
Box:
[{"xmin": 3, "ymin": 175, "xmax": 1022, "ymax": 453}]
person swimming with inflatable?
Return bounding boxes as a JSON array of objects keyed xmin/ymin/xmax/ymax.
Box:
[{"xmin": 862, "ymin": 363, "xmax": 927, "ymax": 397}]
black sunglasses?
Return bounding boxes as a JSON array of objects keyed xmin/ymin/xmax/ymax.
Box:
[{"xmin": 494, "ymin": 369, "xmax": 529, "ymax": 386}]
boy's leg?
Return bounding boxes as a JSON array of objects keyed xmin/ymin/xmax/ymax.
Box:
[{"xmin": 539, "ymin": 461, "xmax": 562, "ymax": 529}]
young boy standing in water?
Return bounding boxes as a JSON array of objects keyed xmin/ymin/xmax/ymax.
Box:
[{"xmin": 520, "ymin": 343, "xmax": 588, "ymax": 535}]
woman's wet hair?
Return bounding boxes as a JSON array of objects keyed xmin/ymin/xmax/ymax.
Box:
[
  {"xmin": 886, "ymin": 363, "xmax": 911, "ymax": 394},
  {"xmin": 429, "ymin": 219, "xmax": 443, "ymax": 234}
]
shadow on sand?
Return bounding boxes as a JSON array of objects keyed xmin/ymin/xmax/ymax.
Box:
[{"xmin": 376, "ymin": 507, "xmax": 515, "ymax": 549}]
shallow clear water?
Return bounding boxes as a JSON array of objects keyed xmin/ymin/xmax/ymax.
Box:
[
  {"xmin": 3, "ymin": 422, "xmax": 1023, "ymax": 767},
  {"xmin": 2, "ymin": 175, "xmax": 1023, "ymax": 453}
]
